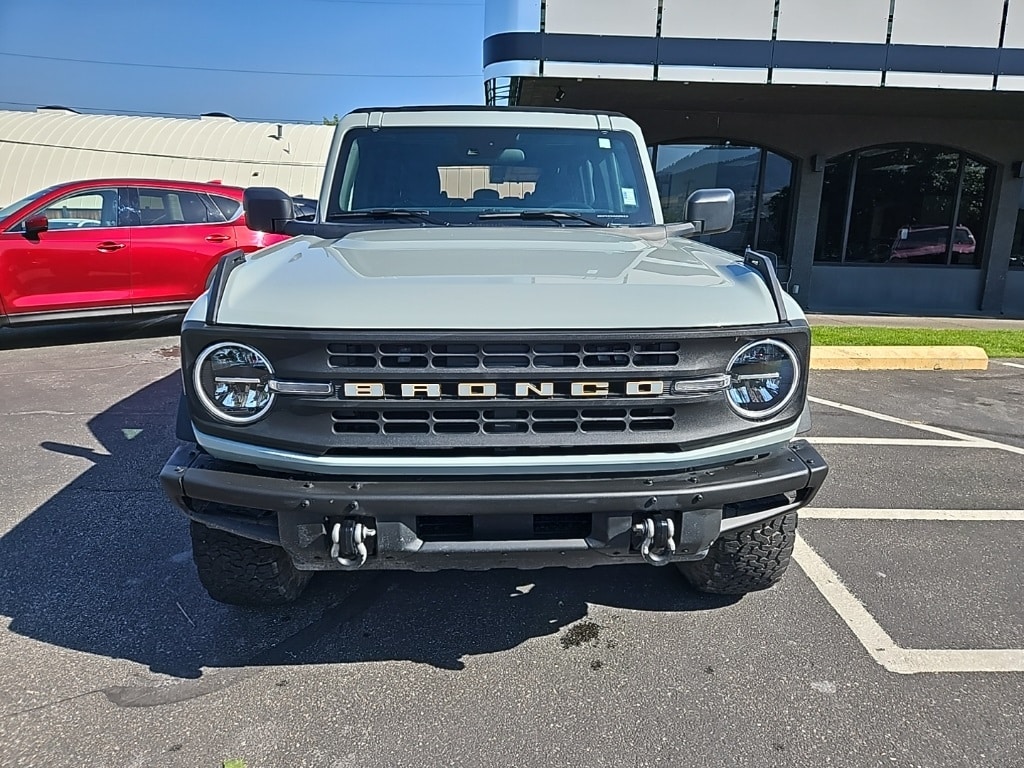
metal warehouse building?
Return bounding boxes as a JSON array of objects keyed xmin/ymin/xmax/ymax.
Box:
[
  {"xmin": 483, "ymin": 0, "xmax": 1024, "ymax": 317},
  {"xmin": 0, "ymin": 108, "xmax": 333, "ymax": 206}
]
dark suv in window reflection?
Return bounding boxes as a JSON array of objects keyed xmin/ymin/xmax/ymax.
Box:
[{"xmin": 888, "ymin": 225, "xmax": 976, "ymax": 265}]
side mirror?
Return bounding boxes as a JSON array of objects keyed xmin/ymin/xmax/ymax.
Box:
[
  {"xmin": 684, "ymin": 188, "xmax": 735, "ymax": 235},
  {"xmin": 24, "ymin": 215, "xmax": 48, "ymax": 235},
  {"xmin": 243, "ymin": 187, "xmax": 294, "ymax": 234}
]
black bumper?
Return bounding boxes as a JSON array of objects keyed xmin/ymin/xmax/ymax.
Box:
[{"xmin": 160, "ymin": 442, "xmax": 828, "ymax": 571}]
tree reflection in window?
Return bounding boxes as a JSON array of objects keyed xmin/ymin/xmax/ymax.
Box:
[
  {"xmin": 652, "ymin": 141, "xmax": 794, "ymax": 266},
  {"xmin": 814, "ymin": 144, "xmax": 993, "ymax": 267}
]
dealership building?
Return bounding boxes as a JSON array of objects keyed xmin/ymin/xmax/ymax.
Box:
[{"xmin": 483, "ymin": 0, "xmax": 1024, "ymax": 316}]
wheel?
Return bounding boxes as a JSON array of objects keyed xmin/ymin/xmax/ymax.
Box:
[
  {"xmin": 677, "ymin": 512, "xmax": 797, "ymax": 595},
  {"xmin": 189, "ymin": 522, "xmax": 312, "ymax": 606}
]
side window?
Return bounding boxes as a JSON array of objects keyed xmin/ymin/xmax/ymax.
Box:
[
  {"xmin": 209, "ymin": 194, "xmax": 241, "ymax": 220},
  {"xmin": 137, "ymin": 188, "xmax": 216, "ymax": 225},
  {"xmin": 30, "ymin": 188, "xmax": 120, "ymax": 230}
]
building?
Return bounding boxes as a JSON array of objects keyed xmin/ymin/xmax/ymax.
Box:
[
  {"xmin": 0, "ymin": 108, "xmax": 333, "ymax": 207},
  {"xmin": 483, "ymin": 0, "xmax": 1024, "ymax": 317}
]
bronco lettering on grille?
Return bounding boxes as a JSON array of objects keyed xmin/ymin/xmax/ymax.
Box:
[{"xmin": 341, "ymin": 380, "xmax": 666, "ymax": 399}]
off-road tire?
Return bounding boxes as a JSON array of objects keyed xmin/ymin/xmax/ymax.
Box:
[
  {"xmin": 190, "ymin": 522, "xmax": 312, "ymax": 606},
  {"xmin": 677, "ymin": 512, "xmax": 797, "ymax": 595}
]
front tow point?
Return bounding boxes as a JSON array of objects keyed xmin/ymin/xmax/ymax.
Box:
[
  {"xmin": 633, "ymin": 515, "xmax": 677, "ymax": 566},
  {"xmin": 330, "ymin": 518, "xmax": 377, "ymax": 569}
]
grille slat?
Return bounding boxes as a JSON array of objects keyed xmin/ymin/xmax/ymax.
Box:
[
  {"xmin": 328, "ymin": 339, "xmax": 682, "ymax": 370},
  {"xmin": 331, "ymin": 406, "xmax": 677, "ymax": 435}
]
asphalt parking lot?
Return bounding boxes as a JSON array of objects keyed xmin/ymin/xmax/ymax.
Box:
[{"xmin": 1, "ymin": 323, "xmax": 1022, "ymax": 768}]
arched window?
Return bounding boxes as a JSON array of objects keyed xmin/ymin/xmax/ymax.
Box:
[
  {"xmin": 651, "ymin": 140, "xmax": 795, "ymax": 265},
  {"xmin": 814, "ymin": 144, "xmax": 994, "ymax": 267}
]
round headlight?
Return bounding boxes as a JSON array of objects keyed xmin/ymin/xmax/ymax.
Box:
[
  {"xmin": 193, "ymin": 342, "xmax": 275, "ymax": 424},
  {"xmin": 726, "ymin": 340, "xmax": 800, "ymax": 419}
]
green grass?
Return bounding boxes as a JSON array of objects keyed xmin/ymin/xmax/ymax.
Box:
[{"xmin": 811, "ymin": 326, "xmax": 1024, "ymax": 358}]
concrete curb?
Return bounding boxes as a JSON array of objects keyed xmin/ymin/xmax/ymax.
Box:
[{"xmin": 810, "ymin": 346, "xmax": 989, "ymax": 371}]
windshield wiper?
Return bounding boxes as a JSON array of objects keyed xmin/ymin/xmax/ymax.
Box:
[
  {"xmin": 326, "ymin": 209, "xmax": 446, "ymax": 225},
  {"xmin": 477, "ymin": 210, "xmax": 606, "ymax": 227}
]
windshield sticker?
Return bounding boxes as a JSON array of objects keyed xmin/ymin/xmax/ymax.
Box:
[
  {"xmin": 621, "ymin": 187, "xmax": 637, "ymax": 206},
  {"xmin": 598, "ymin": 137, "xmax": 612, "ymax": 149}
]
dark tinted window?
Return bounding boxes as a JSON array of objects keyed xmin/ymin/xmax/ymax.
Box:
[
  {"xmin": 210, "ymin": 194, "xmax": 241, "ymax": 220},
  {"xmin": 652, "ymin": 142, "xmax": 795, "ymax": 265},
  {"xmin": 137, "ymin": 188, "xmax": 216, "ymax": 225},
  {"xmin": 814, "ymin": 145, "xmax": 992, "ymax": 267}
]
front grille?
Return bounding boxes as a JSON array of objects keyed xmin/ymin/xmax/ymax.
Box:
[
  {"xmin": 327, "ymin": 340, "xmax": 681, "ymax": 370},
  {"xmin": 332, "ymin": 405, "xmax": 676, "ymax": 436},
  {"xmin": 181, "ymin": 325, "xmax": 809, "ymax": 456}
]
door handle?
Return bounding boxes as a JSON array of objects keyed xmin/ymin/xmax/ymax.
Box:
[
  {"xmin": 96, "ymin": 241, "xmax": 126, "ymax": 252},
  {"xmin": 205, "ymin": 233, "xmax": 231, "ymax": 243}
]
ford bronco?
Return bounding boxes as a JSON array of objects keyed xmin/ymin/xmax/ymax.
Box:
[{"xmin": 160, "ymin": 106, "xmax": 828, "ymax": 605}]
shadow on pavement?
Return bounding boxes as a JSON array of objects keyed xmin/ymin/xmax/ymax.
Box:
[
  {"xmin": 0, "ymin": 315, "xmax": 182, "ymax": 350},
  {"xmin": 0, "ymin": 371, "xmax": 739, "ymax": 680}
]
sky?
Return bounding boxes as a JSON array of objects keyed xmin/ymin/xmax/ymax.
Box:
[{"xmin": 0, "ymin": 0, "xmax": 486, "ymax": 124}]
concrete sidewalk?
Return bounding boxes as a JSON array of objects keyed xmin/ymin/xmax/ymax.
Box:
[{"xmin": 807, "ymin": 313, "xmax": 1024, "ymax": 331}]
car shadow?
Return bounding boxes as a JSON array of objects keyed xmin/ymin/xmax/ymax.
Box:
[
  {"xmin": 0, "ymin": 315, "xmax": 182, "ymax": 349},
  {"xmin": 0, "ymin": 371, "xmax": 740, "ymax": 681}
]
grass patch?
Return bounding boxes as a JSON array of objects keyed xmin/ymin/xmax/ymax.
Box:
[{"xmin": 811, "ymin": 326, "xmax": 1024, "ymax": 358}]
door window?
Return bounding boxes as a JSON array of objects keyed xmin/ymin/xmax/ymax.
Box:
[
  {"xmin": 12, "ymin": 188, "xmax": 122, "ymax": 232},
  {"xmin": 209, "ymin": 194, "xmax": 241, "ymax": 220},
  {"xmin": 136, "ymin": 188, "xmax": 219, "ymax": 225}
]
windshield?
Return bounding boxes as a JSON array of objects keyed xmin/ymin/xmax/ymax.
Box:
[
  {"xmin": 326, "ymin": 126, "xmax": 656, "ymax": 227},
  {"xmin": 0, "ymin": 185, "xmax": 61, "ymax": 222}
]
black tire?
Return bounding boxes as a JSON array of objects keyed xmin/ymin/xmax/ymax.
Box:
[
  {"xmin": 677, "ymin": 512, "xmax": 797, "ymax": 595},
  {"xmin": 190, "ymin": 522, "xmax": 312, "ymax": 606}
]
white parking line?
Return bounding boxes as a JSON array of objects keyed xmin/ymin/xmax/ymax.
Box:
[
  {"xmin": 994, "ymin": 361, "xmax": 1024, "ymax": 370},
  {"xmin": 803, "ymin": 507, "xmax": 1024, "ymax": 521},
  {"xmin": 807, "ymin": 437, "xmax": 993, "ymax": 448},
  {"xmin": 793, "ymin": 533, "xmax": 1024, "ymax": 674},
  {"xmin": 809, "ymin": 396, "xmax": 1024, "ymax": 457}
]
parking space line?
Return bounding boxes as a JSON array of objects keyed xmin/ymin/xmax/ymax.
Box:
[
  {"xmin": 809, "ymin": 396, "xmax": 1024, "ymax": 457},
  {"xmin": 808, "ymin": 437, "xmax": 992, "ymax": 448},
  {"xmin": 994, "ymin": 361, "xmax": 1024, "ymax": 370},
  {"xmin": 803, "ymin": 507, "xmax": 1024, "ymax": 521},
  {"xmin": 793, "ymin": 534, "xmax": 1024, "ymax": 674}
]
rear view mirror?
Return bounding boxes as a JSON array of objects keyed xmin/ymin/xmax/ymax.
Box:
[
  {"xmin": 685, "ymin": 188, "xmax": 735, "ymax": 235},
  {"xmin": 243, "ymin": 187, "xmax": 294, "ymax": 234},
  {"xmin": 24, "ymin": 215, "xmax": 48, "ymax": 235}
]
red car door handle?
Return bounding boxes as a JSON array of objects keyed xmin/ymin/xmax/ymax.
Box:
[
  {"xmin": 205, "ymin": 233, "xmax": 231, "ymax": 243},
  {"xmin": 96, "ymin": 241, "xmax": 126, "ymax": 252}
]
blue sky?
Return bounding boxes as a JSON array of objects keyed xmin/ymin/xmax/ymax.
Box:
[{"xmin": 0, "ymin": 0, "xmax": 486, "ymax": 123}]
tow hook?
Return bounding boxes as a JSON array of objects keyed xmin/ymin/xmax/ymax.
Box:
[
  {"xmin": 330, "ymin": 518, "xmax": 377, "ymax": 569},
  {"xmin": 633, "ymin": 515, "xmax": 676, "ymax": 566}
]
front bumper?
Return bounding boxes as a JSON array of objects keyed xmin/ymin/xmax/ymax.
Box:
[{"xmin": 161, "ymin": 441, "xmax": 828, "ymax": 572}]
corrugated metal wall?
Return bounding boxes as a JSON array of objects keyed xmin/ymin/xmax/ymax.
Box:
[{"xmin": 0, "ymin": 109, "xmax": 334, "ymax": 206}]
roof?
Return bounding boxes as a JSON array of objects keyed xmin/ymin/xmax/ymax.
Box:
[
  {"xmin": 0, "ymin": 108, "xmax": 334, "ymax": 206},
  {"xmin": 350, "ymin": 105, "xmax": 628, "ymax": 117}
]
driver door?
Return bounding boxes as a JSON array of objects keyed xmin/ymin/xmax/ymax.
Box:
[{"xmin": 0, "ymin": 186, "xmax": 132, "ymax": 319}]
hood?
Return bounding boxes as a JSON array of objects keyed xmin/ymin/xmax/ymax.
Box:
[{"xmin": 214, "ymin": 227, "xmax": 784, "ymax": 330}]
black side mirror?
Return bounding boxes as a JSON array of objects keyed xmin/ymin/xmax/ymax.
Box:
[
  {"xmin": 24, "ymin": 215, "xmax": 48, "ymax": 235},
  {"xmin": 684, "ymin": 188, "xmax": 735, "ymax": 235},
  {"xmin": 243, "ymin": 187, "xmax": 294, "ymax": 234}
]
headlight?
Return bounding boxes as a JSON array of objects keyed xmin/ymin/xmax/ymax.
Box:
[
  {"xmin": 726, "ymin": 340, "xmax": 800, "ymax": 419},
  {"xmin": 193, "ymin": 342, "xmax": 275, "ymax": 423}
]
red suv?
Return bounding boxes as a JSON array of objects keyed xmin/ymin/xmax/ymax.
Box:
[{"xmin": 0, "ymin": 179, "xmax": 290, "ymax": 326}]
